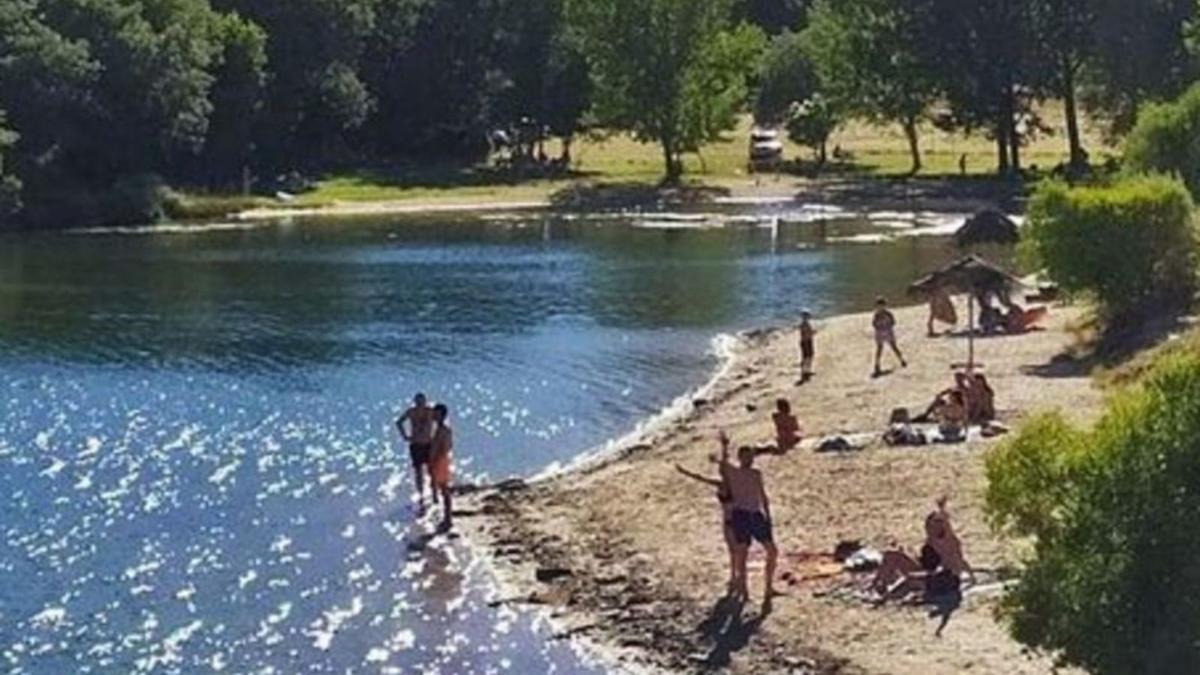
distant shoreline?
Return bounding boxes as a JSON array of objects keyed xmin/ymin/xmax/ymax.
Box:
[{"xmin": 230, "ymin": 175, "xmax": 1026, "ymax": 224}]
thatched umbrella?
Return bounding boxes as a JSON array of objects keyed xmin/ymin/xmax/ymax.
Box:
[
  {"xmin": 909, "ymin": 255, "xmax": 1023, "ymax": 369},
  {"xmin": 953, "ymin": 208, "xmax": 1020, "ymax": 248}
]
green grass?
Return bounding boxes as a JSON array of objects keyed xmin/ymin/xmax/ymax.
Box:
[{"xmin": 192, "ymin": 103, "xmax": 1122, "ymax": 211}]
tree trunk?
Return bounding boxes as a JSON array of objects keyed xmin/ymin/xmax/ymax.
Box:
[
  {"xmin": 817, "ymin": 139, "xmax": 827, "ymax": 166},
  {"xmin": 995, "ymin": 123, "xmax": 1010, "ymax": 176},
  {"xmin": 1009, "ymin": 119, "xmax": 1021, "ymax": 175},
  {"xmin": 903, "ymin": 118, "xmax": 922, "ymax": 175},
  {"xmin": 997, "ymin": 85, "xmax": 1016, "ymax": 176},
  {"xmin": 1062, "ymin": 57, "xmax": 1085, "ymax": 171},
  {"xmin": 662, "ymin": 138, "xmax": 681, "ymax": 184}
]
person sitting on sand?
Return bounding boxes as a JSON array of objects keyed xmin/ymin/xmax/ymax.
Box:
[
  {"xmin": 872, "ymin": 297, "xmax": 908, "ymax": 377},
  {"xmin": 871, "ymin": 498, "xmax": 974, "ymax": 602},
  {"xmin": 676, "ymin": 441, "xmax": 738, "ymax": 593},
  {"xmin": 955, "ymin": 372, "xmax": 995, "ymax": 424},
  {"xmin": 798, "ymin": 311, "xmax": 816, "ymax": 381},
  {"xmin": 772, "ymin": 399, "xmax": 802, "ymax": 453},
  {"xmin": 719, "ymin": 432, "xmax": 780, "ymax": 606},
  {"xmin": 429, "ymin": 403, "xmax": 454, "ymax": 532}
]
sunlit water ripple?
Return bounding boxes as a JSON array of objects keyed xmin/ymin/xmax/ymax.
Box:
[{"xmin": 0, "ymin": 208, "xmax": 990, "ymax": 672}]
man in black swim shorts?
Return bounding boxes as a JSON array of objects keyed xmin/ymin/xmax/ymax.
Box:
[
  {"xmin": 720, "ymin": 439, "xmax": 780, "ymax": 606},
  {"xmin": 397, "ymin": 393, "xmax": 435, "ymax": 514}
]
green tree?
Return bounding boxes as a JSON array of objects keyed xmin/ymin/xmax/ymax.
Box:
[
  {"xmin": 917, "ymin": 0, "xmax": 1045, "ymax": 175},
  {"xmin": 1085, "ymin": 0, "xmax": 1198, "ymax": 134},
  {"xmin": 1124, "ymin": 82, "xmax": 1200, "ymax": 203},
  {"xmin": 1030, "ymin": 0, "xmax": 1095, "ymax": 170},
  {"xmin": 214, "ymin": 0, "xmax": 378, "ymax": 167},
  {"xmin": 567, "ymin": 0, "xmax": 766, "ymax": 182},
  {"xmin": 0, "ymin": 110, "xmax": 20, "ymax": 221},
  {"xmin": 735, "ymin": 0, "xmax": 808, "ymax": 34},
  {"xmin": 196, "ymin": 11, "xmax": 267, "ymax": 187},
  {"xmin": 753, "ymin": 30, "xmax": 815, "ymax": 125},
  {"xmin": 801, "ymin": 0, "xmax": 936, "ymax": 173},
  {"xmin": 785, "ymin": 93, "xmax": 839, "ymax": 164},
  {"xmin": 986, "ymin": 351, "xmax": 1200, "ymax": 674}
]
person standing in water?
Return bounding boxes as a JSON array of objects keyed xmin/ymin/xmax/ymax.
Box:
[
  {"xmin": 719, "ymin": 432, "xmax": 779, "ymax": 608},
  {"xmin": 396, "ymin": 393, "xmax": 435, "ymax": 514},
  {"xmin": 872, "ymin": 297, "xmax": 908, "ymax": 377},
  {"xmin": 429, "ymin": 403, "xmax": 454, "ymax": 532},
  {"xmin": 798, "ymin": 311, "xmax": 816, "ymax": 382}
]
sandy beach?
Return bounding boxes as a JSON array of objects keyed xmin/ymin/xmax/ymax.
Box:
[{"xmin": 461, "ymin": 301, "xmax": 1104, "ymax": 674}]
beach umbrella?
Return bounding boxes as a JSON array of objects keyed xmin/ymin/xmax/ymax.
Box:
[
  {"xmin": 909, "ymin": 255, "xmax": 1023, "ymax": 370},
  {"xmin": 953, "ymin": 208, "xmax": 1020, "ymax": 248}
]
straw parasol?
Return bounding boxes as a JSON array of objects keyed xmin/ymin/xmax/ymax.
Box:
[{"xmin": 953, "ymin": 208, "xmax": 1020, "ymax": 248}]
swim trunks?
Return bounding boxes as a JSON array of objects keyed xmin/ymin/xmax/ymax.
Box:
[
  {"xmin": 731, "ymin": 509, "xmax": 774, "ymax": 545},
  {"xmin": 409, "ymin": 442, "xmax": 432, "ymax": 468}
]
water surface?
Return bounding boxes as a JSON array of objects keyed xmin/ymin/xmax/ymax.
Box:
[{"xmin": 0, "ymin": 206, "xmax": 974, "ymax": 672}]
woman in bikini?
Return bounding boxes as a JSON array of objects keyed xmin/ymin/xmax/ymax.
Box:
[
  {"xmin": 429, "ymin": 404, "xmax": 454, "ymax": 532},
  {"xmin": 676, "ymin": 432, "xmax": 739, "ymax": 593}
]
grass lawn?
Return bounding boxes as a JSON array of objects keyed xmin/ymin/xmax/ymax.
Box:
[{"xmin": 202, "ymin": 103, "xmax": 1120, "ymax": 212}]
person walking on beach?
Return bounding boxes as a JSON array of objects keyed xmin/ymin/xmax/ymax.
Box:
[
  {"xmin": 430, "ymin": 403, "xmax": 454, "ymax": 532},
  {"xmin": 799, "ymin": 311, "xmax": 816, "ymax": 382},
  {"xmin": 719, "ymin": 431, "xmax": 779, "ymax": 608},
  {"xmin": 397, "ymin": 393, "xmax": 435, "ymax": 514},
  {"xmin": 872, "ymin": 296, "xmax": 907, "ymax": 377}
]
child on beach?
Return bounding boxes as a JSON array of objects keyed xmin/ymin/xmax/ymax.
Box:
[
  {"xmin": 430, "ymin": 403, "xmax": 454, "ymax": 532},
  {"xmin": 798, "ymin": 311, "xmax": 816, "ymax": 381},
  {"xmin": 772, "ymin": 399, "xmax": 801, "ymax": 453},
  {"xmin": 676, "ymin": 436, "xmax": 738, "ymax": 593},
  {"xmin": 719, "ymin": 431, "xmax": 779, "ymax": 608},
  {"xmin": 872, "ymin": 296, "xmax": 908, "ymax": 378}
]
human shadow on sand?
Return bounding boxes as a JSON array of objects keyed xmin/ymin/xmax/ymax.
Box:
[{"xmin": 695, "ymin": 595, "xmax": 769, "ymax": 669}]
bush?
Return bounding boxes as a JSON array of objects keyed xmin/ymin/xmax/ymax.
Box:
[
  {"xmin": 986, "ymin": 351, "xmax": 1200, "ymax": 674},
  {"xmin": 1023, "ymin": 176, "xmax": 1198, "ymax": 318},
  {"xmin": 1126, "ymin": 83, "xmax": 1200, "ymax": 199}
]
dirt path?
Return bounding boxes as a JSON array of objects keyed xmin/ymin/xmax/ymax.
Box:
[{"xmin": 461, "ymin": 302, "xmax": 1101, "ymax": 674}]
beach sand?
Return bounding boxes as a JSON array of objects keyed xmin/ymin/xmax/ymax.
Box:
[{"xmin": 461, "ymin": 302, "xmax": 1103, "ymax": 674}]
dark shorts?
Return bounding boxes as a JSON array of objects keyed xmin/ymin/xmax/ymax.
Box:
[
  {"xmin": 731, "ymin": 510, "xmax": 773, "ymax": 546},
  {"xmin": 800, "ymin": 339, "xmax": 815, "ymax": 359},
  {"xmin": 409, "ymin": 442, "xmax": 432, "ymax": 468}
]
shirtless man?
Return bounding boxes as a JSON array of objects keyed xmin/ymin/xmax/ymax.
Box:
[
  {"xmin": 396, "ymin": 393, "xmax": 435, "ymax": 513},
  {"xmin": 719, "ymin": 432, "xmax": 779, "ymax": 607},
  {"xmin": 872, "ymin": 296, "xmax": 907, "ymax": 377}
]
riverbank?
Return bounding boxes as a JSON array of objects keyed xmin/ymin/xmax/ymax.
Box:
[
  {"xmin": 231, "ymin": 175, "xmax": 1026, "ymax": 224},
  {"xmin": 460, "ymin": 302, "xmax": 1105, "ymax": 674}
]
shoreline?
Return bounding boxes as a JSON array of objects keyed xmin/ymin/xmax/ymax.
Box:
[
  {"xmin": 231, "ymin": 176, "xmax": 1025, "ymax": 224},
  {"xmin": 459, "ymin": 302, "xmax": 1103, "ymax": 674}
]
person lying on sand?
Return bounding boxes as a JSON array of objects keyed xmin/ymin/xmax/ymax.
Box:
[
  {"xmin": 429, "ymin": 403, "xmax": 454, "ymax": 532},
  {"xmin": 871, "ymin": 498, "xmax": 975, "ymax": 603},
  {"xmin": 676, "ymin": 444, "xmax": 737, "ymax": 593},
  {"xmin": 872, "ymin": 297, "xmax": 907, "ymax": 377},
  {"xmin": 719, "ymin": 432, "xmax": 780, "ymax": 607}
]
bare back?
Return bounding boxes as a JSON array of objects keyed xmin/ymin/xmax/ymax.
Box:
[{"xmin": 405, "ymin": 406, "xmax": 435, "ymax": 444}]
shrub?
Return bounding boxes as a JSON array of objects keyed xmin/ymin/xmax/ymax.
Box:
[
  {"xmin": 986, "ymin": 351, "xmax": 1200, "ymax": 674},
  {"xmin": 1125, "ymin": 83, "xmax": 1200, "ymax": 199},
  {"xmin": 1023, "ymin": 176, "xmax": 1198, "ymax": 318}
]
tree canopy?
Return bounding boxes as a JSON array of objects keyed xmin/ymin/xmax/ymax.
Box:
[{"xmin": 566, "ymin": 0, "xmax": 765, "ymax": 181}]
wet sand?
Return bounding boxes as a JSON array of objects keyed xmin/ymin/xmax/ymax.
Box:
[{"xmin": 461, "ymin": 302, "xmax": 1102, "ymax": 674}]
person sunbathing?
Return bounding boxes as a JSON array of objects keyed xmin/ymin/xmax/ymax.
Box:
[
  {"xmin": 676, "ymin": 439, "xmax": 738, "ymax": 593},
  {"xmin": 871, "ymin": 501, "xmax": 974, "ymax": 602},
  {"xmin": 772, "ymin": 399, "xmax": 802, "ymax": 453},
  {"xmin": 956, "ymin": 372, "xmax": 995, "ymax": 423}
]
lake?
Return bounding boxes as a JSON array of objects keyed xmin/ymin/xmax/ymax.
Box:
[{"xmin": 0, "ymin": 204, "xmax": 972, "ymax": 673}]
